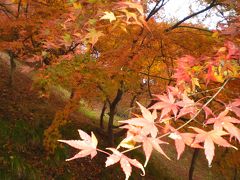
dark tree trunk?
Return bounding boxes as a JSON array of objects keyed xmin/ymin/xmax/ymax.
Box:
[
  {"xmin": 107, "ymin": 106, "xmax": 115, "ymax": 146},
  {"xmin": 189, "ymin": 148, "xmax": 199, "ymax": 180},
  {"xmin": 8, "ymin": 51, "xmax": 16, "ymax": 86},
  {"xmin": 147, "ymin": 99, "xmax": 158, "ymax": 108},
  {"xmin": 130, "ymin": 94, "xmax": 137, "ymax": 109},
  {"xmin": 100, "ymin": 101, "xmax": 107, "ymax": 129},
  {"xmin": 70, "ymin": 88, "xmax": 75, "ymax": 99},
  {"xmin": 107, "ymin": 88, "xmax": 123, "ymax": 145},
  {"xmin": 233, "ymin": 167, "xmax": 238, "ymax": 180},
  {"xmin": 128, "ymin": 94, "xmax": 137, "ymax": 117}
]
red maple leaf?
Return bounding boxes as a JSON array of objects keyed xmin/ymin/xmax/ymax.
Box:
[
  {"xmin": 172, "ymin": 56, "xmax": 197, "ymax": 84},
  {"xmin": 167, "ymin": 86, "xmax": 182, "ymax": 99},
  {"xmin": 190, "ymin": 127, "xmax": 237, "ymax": 166},
  {"xmin": 58, "ymin": 129, "xmax": 98, "ymax": 161},
  {"xmin": 105, "ymin": 148, "xmax": 145, "ymax": 180},
  {"xmin": 227, "ymin": 98, "xmax": 240, "ymax": 118},
  {"xmin": 205, "ymin": 109, "xmax": 240, "ymax": 142},
  {"xmin": 225, "ymin": 41, "xmax": 240, "ymax": 60},
  {"xmin": 149, "ymin": 91, "xmax": 179, "ymax": 119},
  {"xmin": 205, "ymin": 63, "xmax": 218, "ymax": 84}
]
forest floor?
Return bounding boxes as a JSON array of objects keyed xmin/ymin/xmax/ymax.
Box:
[{"xmin": 0, "ymin": 55, "xmax": 239, "ymax": 179}]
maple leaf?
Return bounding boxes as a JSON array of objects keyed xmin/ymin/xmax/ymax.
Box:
[
  {"xmin": 149, "ymin": 91, "xmax": 179, "ymax": 119},
  {"xmin": 225, "ymin": 41, "xmax": 240, "ymax": 60},
  {"xmin": 227, "ymin": 98, "xmax": 240, "ymax": 118},
  {"xmin": 168, "ymin": 126, "xmax": 202, "ymax": 160},
  {"xmin": 115, "ymin": 2, "xmax": 144, "ymax": 15},
  {"xmin": 58, "ymin": 130, "xmax": 98, "ymax": 161},
  {"xmin": 190, "ymin": 127, "xmax": 237, "ymax": 166},
  {"xmin": 119, "ymin": 102, "xmax": 158, "ymax": 138},
  {"xmin": 176, "ymin": 95, "xmax": 197, "ymax": 119},
  {"xmin": 205, "ymin": 64, "xmax": 216, "ymax": 84},
  {"xmin": 172, "ymin": 56, "xmax": 198, "ymax": 84},
  {"xmin": 117, "ymin": 136, "xmax": 136, "ymax": 149},
  {"xmin": 105, "ymin": 148, "xmax": 145, "ymax": 180},
  {"xmin": 85, "ymin": 29, "xmax": 104, "ymax": 47},
  {"xmin": 119, "ymin": 9, "xmax": 138, "ymax": 23},
  {"xmin": 205, "ymin": 109, "xmax": 240, "ymax": 142},
  {"xmin": 100, "ymin": 11, "xmax": 116, "ymax": 23},
  {"xmin": 172, "ymin": 69, "xmax": 192, "ymax": 85},
  {"xmin": 134, "ymin": 135, "xmax": 170, "ymax": 167},
  {"xmin": 202, "ymin": 106, "xmax": 214, "ymax": 119},
  {"xmin": 167, "ymin": 86, "xmax": 182, "ymax": 99},
  {"xmin": 117, "ymin": 125, "xmax": 142, "ymax": 149},
  {"xmin": 176, "ymin": 95, "xmax": 213, "ymax": 119}
]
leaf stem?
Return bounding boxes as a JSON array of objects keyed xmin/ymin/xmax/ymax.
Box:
[
  {"xmin": 122, "ymin": 145, "xmax": 142, "ymax": 154},
  {"xmin": 188, "ymin": 87, "xmax": 220, "ymax": 97},
  {"xmin": 97, "ymin": 148, "xmax": 111, "ymax": 156}
]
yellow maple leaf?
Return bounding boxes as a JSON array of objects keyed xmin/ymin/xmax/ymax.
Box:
[
  {"xmin": 100, "ymin": 11, "xmax": 116, "ymax": 23},
  {"xmin": 73, "ymin": 2, "xmax": 82, "ymax": 9},
  {"xmin": 212, "ymin": 31, "xmax": 219, "ymax": 38}
]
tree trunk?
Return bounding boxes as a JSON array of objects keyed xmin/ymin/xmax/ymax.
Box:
[
  {"xmin": 100, "ymin": 101, "xmax": 107, "ymax": 129},
  {"xmin": 147, "ymin": 99, "xmax": 158, "ymax": 108},
  {"xmin": 8, "ymin": 51, "xmax": 16, "ymax": 86},
  {"xmin": 107, "ymin": 106, "xmax": 115, "ymax": 146},
  {"xmin": 128, "ymin": 94, "xmax": 137, "ymax": 118},
  {"xmin": 189, "ymin": 148, "xmax": 199, "ymax": 180},
  {"xmin": 107, "ymin": 88, "xmax": 123, "ymax": 145}
]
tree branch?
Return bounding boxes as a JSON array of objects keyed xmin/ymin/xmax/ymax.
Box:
[
  {"xmin": 146, "ymin": 0, "xmax": 169, "ymax": 21},
  {"xmin": 165, "ymin": 0, "xmax": 218, "ymax": 32},
  {"xmin": 173, "ymin": 25, "xmax": 213, "ymax": 33},
  {"xmin": 139, "ymin": 72, "xmax": 172, "ymax": 81}
]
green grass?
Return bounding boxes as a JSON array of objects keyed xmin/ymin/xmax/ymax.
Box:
[{"xmin": 78, "ymin": 100, "xmax": 123, "ymax": 127}]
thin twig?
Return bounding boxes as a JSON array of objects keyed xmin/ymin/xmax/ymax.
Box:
[
  {"xmin": 146, "ymin": 0, "xmax": 169, "ymax": 21},
  {"xmin": 188, "ymin": 87, "xmax": 220, "ymax": 96},
  {"xmin": 97, "ymin": 148, "xmax": 111, "ymax": 156},
  {"xmin": 122, "ymin": 145, "xmax": 142, "ymax": 154},
  {"xmin": 139, "ymin": 72, "xmax": 172, "ymax": 81}
]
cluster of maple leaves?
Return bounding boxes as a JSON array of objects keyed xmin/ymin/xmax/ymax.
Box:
[
  {"xmin": 173, "ymin": 41, "xmax": 240, "ymax": 92},
  {"xmin": 59, "ymin": 83, "xmax": 240, "ymax": 179}
]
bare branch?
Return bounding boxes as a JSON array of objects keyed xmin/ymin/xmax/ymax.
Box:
[
  {"xmin": 165, "ymin": 0, "xmax": 218, "ymax": 32},
  {"xmin": 146, "ymin": 0, "xmax": 169, "ymax": 21}
]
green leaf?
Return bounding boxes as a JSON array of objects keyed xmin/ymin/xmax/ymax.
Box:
[
  {"xmin": 88, "ymin": 0, "xmax": 97, "ymax": 3},
  {"xmin": 63, "ymin": 33, "xmax": 72, "ymax": 43}
]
